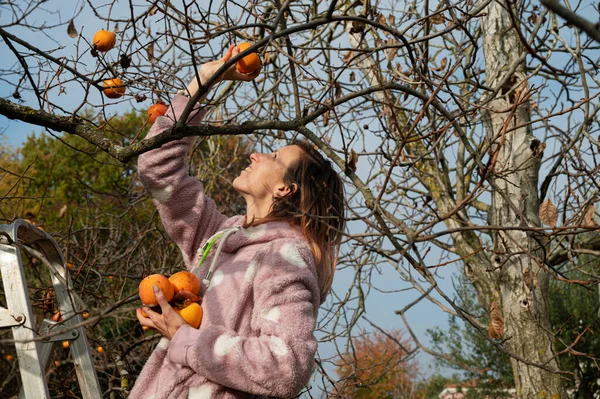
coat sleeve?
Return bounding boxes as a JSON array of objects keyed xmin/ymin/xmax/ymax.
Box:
[
  {"xmin": 167, "ymin": 240, "xmax": 320, "ymax": 397},
  {"xmin": 137, "ymin": 95, "xmax": 228, "ymax": 268}
]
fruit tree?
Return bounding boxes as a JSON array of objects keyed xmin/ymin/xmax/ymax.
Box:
[{"xmin": 2, "ymin": 1, "xmax": 600, "ymax": 398}]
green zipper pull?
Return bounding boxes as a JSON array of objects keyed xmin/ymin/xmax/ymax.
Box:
[
  {"xmin": 195, "ymin": 233, "xmax": 224, "ymax": 271},
  {"xmin": 193, "ymin": 227, "xmax": 240, "ymax": 286},
  {"xmin": 192, "ymin": 231, "xmax": 227, "ymax": 273}
]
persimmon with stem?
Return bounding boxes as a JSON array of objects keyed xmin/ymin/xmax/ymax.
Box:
[
  {"xmin": 148, "ymin": 102, "xmax": 168, "ymax": 124},
  {"xmin": 92, "ymin": 30, "xmax": 116, "ymax": 52}
]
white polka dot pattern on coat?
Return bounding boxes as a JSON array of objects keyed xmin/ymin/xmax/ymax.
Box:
[
  {"xmin": 280, "ymin": 243, "xmax": 306, "ymax": 268},
  {"xmin": 245, "ymin": 260, "xmax": 258, "ymax": 282},
  {"xmin": 149, "ymin": 184, "xmax": 174, "ymax": 202},
  {"xmin": 241, "ymin": 224, "xmax": 267, "ymax": 240},
  {"xmin": 260, "ymin": 306, "xmax": 280, "ymax": 323},
  {"xmin": 269, "ymin": 336, "xmax": 289, "ymax": 357},
  {"xmin": 188, "ymin": 385, "xmax": 213, "ymax": 399},
  {"xmin": 156, "ymin": 337, "xmax": 170, "ymax": 351},
  {"xmin": 214, "ymin": 335, "xmax": 240, "ymax": 356}
]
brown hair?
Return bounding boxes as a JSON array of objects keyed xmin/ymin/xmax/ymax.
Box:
[{"xmin": 246, "ymin": 140, "xmax": 346, "ymax": 299}]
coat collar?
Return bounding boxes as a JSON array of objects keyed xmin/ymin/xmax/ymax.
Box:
[{"xmin": 217, "ymin": 215, "xmax": 306, "ymax": 253}]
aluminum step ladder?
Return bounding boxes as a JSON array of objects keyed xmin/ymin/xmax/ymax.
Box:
[{"xmin": 0, "ymin": 219, "xmax": 102, "ymax": 398}]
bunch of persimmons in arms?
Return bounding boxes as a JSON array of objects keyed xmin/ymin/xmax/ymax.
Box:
[{"xmin": 138, "ymin": 271, "xmax": 204, "ymax": 329}]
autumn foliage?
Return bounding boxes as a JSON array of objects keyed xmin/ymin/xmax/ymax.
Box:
[{"xmin": 335, "ymin": 329, "xmax": 420, "ymax": 398}]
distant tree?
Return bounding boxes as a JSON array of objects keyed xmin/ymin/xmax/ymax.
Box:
[
  {"xmin": 428, "ymin": 259, "xmax": 600, "ymax": 398},
  {"xmin": 549, "ymin": 249, "xmax": 600, "ymax": 398},
  {"xmin": 335, "ymin": 329, "xmax": 421, "ymax": 398},
  {"xmin": 15, "ymin": 109, "xmax": 249, "ymax": 230},
  {"xmin": 427, "ymin": 273, "xmax": 514, "ymax": 393},
  {"xmin": 0, "ymin": 139, "xmax": 28, "ymax": 221}
]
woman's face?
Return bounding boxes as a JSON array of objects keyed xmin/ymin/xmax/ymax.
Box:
[{"xmin": 233, "ymin": 145, "xmax": 303, "ymax": 205}]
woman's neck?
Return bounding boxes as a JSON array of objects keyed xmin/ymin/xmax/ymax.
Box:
[{"xmin": 244, "ymin": 199, "xmax": 271, "ymax": 222}]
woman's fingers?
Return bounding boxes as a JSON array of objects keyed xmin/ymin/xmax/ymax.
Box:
[
  {"xmin": 136, "ymin": 308, "xmax": 155, "ymax": 328},
  {"xmin": 233, "ymin": 65, "xmax": 262, "ymax": 81},
  {"xmin": 136, "ymin": 288, "xmax": 187, "ymax": 338},
  {"xmin": 220, "ymin": 44, "xmax": 236, "ymax": 62},
  {"xmin": 222, "ymin": 44, "xmax": 261, "ymax": 81},
  {"xmin": 142, "ymin": 286, "xmax": 187, "ymax": 338},
  {"xmin": 153, "ymin": 285, "xmax": 177, "ymax": 316}
]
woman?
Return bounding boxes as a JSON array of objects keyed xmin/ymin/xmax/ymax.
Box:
[{"xmin": 130, "ymin": 45, "xmax": 346, "ymax": 399}]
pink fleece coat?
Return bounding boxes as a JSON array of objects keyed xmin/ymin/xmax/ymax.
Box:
[{"xmin": 129, "ymin": 95, "xmax": 322, "ymax": 399}]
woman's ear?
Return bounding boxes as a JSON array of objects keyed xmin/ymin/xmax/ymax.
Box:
[{"xmin": 274, "ymin": 183, "xmax": 298, "ymax": 198}]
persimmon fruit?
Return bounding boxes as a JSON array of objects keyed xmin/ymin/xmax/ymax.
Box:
[
  {"xmin": 139, "ymin": 274, "xmax": 174, "ymax": 306},
  {"xmin": 5, "ymin": 355, "xmax": 13, "ymax": 361},
  {"xmin": 236, "ymin": 42, "xmax": 261, "ymax": 74},
  {"xmin": 96, "ymin": 346, "xmax": 104, "ymax": 353},
  {"xmin": 148, "ymin": 102, "xmax": 168, "ymax": 124},
  {"xmin": 168, "ymin": 271, "xmax": 201, "ymax": 296},
  {"xmin": 102, "ymin": 78, "xmax": 126, "ymax": 99},
  {"xmin": 174, "ymin": 302, "xmax": 203, "ymax": 328},
  {"xmin": 62, "ymin": 341, "xmax": 70, "ymax": 349},
  {"xmin": 52, "ymin": 310, "xmax": 62, "ymax": 322},
  {"xmin": 93, "ymin": 30, "xmax": 116, "ymax": 52}
]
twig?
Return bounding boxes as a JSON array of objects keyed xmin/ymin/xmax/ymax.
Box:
[{"xmin": 541, "ymin": 0, "xmax": 600, "ymax": 43}]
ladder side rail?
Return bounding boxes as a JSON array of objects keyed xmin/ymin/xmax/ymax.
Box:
[
  {"xmin": 0, "ymin": 240, "xmax": 50, "ymax": 399},
  {"xmin": 37, "ymin": 238, "xmax": 103, "ymax": 399}
]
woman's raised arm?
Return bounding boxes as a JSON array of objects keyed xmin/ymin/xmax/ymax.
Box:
[
  {"xmin": 137, "ymin": 96, "xmax": 227, "ymax": 268},
  {"xmin": 138, "ymin": 45, "xmax": 261, "ymax": 268}
]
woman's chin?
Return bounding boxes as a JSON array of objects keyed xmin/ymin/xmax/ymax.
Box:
[
  {"xmin": 232, "ymin": 179, "xmax": 248, "ymax": 197},
  {"xmin": 232, "ymin": 177, "xmax": 242, "ymax": 191}
]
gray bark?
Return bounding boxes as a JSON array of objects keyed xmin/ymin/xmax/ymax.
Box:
[{"xmin": 481, "ymin": 1, "xmax": 566, "ymax": 397}]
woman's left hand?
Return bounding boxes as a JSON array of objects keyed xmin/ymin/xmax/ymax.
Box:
[
  {"xmin": 185, "ymin": 44, "xmax": 261, "ymax": 99},
  {"xmin": 136, "ymin": 285, "xmax": 186, "ymax": 339},
  {"xmin": 199, "ymin": 44, "xmax": 261, "ymax": 84}
]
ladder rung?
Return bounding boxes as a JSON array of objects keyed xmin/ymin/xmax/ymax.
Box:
[{"xmin": 0, "ymin": 306, "xmax": 25, "ymax": 328}]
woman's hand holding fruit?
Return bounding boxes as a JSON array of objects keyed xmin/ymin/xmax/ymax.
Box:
[
  {"xmin": 137, "ymin": 271, "xmax": 204, "ymax": 337},
  {"xmin": 137, "ymin": 286, "xmax": 187, "ymax": 339},
  {"xmin": 186, "ymin": 43, "xmax": 261, "ymax": 98}
]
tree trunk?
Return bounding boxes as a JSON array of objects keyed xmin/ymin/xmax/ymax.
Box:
[{"xmin": 481, "ymin": 1, "xmax": 566, "ymax": 397}]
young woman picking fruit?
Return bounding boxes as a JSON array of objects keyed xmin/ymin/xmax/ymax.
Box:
[{"xmin": 131, "ymin": 44, "xmax": 345, "ymax": 399}]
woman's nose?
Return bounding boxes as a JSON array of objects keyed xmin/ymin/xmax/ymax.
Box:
[{"xmin": 250, "ymin": 153, "xmax": 262, "ymax": 163}]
